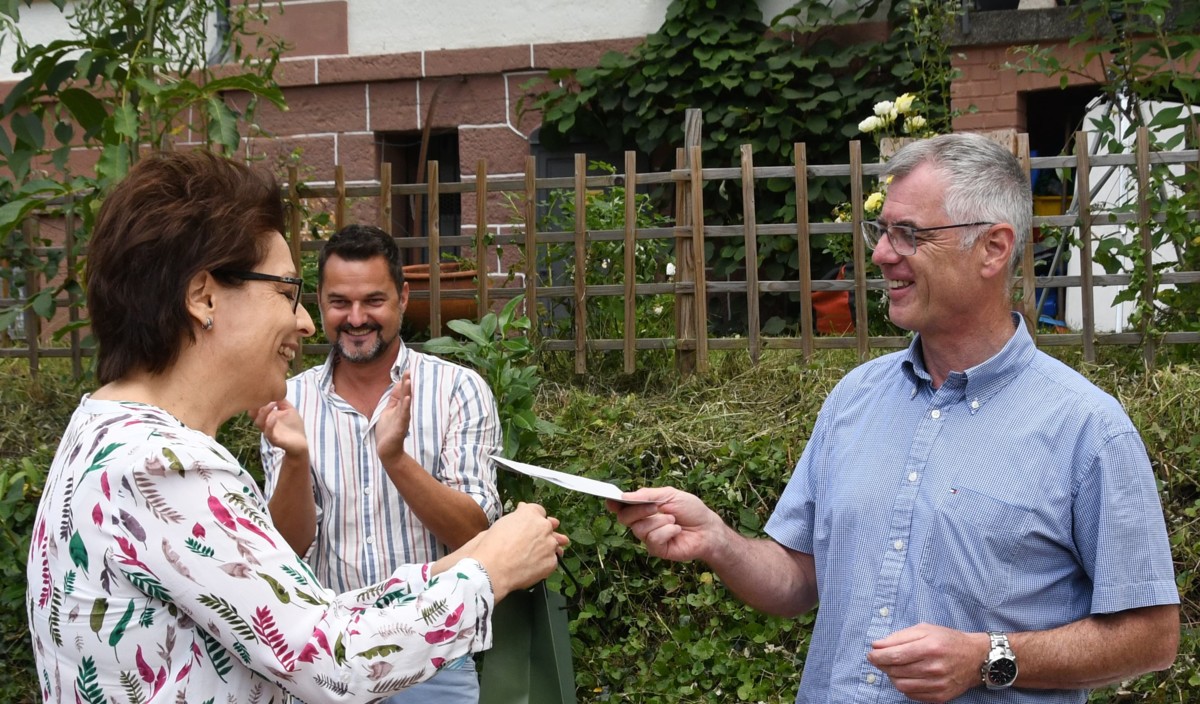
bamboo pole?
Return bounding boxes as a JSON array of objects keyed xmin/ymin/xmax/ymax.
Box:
[
  {"xmin": 524, "ymin": 156, "xmax": 538, "ymax": 335},
  {"xmin": 475, "ymin": 159, "xmax": 489, "ymax": 317},
  {"xmin": 64, "ymin": 197, "xmax": 81, "ymax": 378},
  {"xmin": 288, "ymin": 165, "xmax": 304, "ymax": 372},
  {"xmin": 380, "ymin": 162, "xmax": 393, "ymax": 233},
  {"xmin": 1135, "ymin": 126, "xmax": 1155, "ymax": 369},
  {"xmin": 689, "ymin": 144, "xmax": 709, "ymax": 372},
  {"xmin": 795, "ymin": 143, "xmax": 814, "ymax": 361},
  {"xmin": 848, "ymin": 141, "xmax": 868, "ymax": 359},
  {"xmin": 740, "ymin": 144, "xmax": 761, "ymax": 364},
  {"xmin": 427, "ymin": 160, "xmax": 442, "ymax": 335},
  {"xmin": 623, "ymin": 150, "xmax": 638, "ymax": 374},
  {"xmin": 1075, "ymin": 131, "xmax": 1096, "ymax": 363},
  {"xmin": 334, "ymin": 164, "xmax": 346, "ymax": 230},
  {"xmin": 674, "ymin": 109, "xmax": 702, "ymax": 375},
  {"xmin": 574, "ymin": 153, "xmax": 588, "ymax": 374},
  {"xmin": 1017, "ymin": 133, "xmax": 1038, "ymax": 341},
  {"xmin": 22, "ymin": 219, "xmax": 40, "ymax": 378}
]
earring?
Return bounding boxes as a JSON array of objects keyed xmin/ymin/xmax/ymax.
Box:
[{"xmin": 203, "ymin": 317, "xmax": 213, "ymax": 331}]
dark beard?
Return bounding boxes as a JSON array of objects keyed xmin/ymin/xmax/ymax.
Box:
[{"xmin": 333, "ymin": 324, "xmax": 393, "ymax": 364}]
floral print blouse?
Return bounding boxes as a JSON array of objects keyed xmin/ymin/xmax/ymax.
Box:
[{"xmin": 27, "ymin": 397, "xmax": 494, "ymax": 703}]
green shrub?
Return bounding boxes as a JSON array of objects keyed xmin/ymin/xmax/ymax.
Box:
[
  {"xmin": 0, "ymin": 361, "xmax": 82, "ymax": 703},
  {"xmin": 3, "ymin": 352, "xmax": 1199, "ymax": 702}
]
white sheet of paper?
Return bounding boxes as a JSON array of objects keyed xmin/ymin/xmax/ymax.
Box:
[{"xmin": 490, "ymin": 455, "xmax": 658, "ymax": 504}]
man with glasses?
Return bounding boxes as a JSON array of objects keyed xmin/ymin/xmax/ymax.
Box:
[
  {"xmin": 260, "ymin": 224, "xmax": 501, "ymax": 704},
  {"xmin": 611, "ymin": 133, "xmax": 1178, "ymax": 703}
]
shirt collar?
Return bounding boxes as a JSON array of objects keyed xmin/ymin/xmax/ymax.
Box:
[{"xmin": 901, "ymin": 312, "xmax": 1036, "ymax": 412}]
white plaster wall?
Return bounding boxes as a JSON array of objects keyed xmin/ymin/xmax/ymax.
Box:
[
  {"xmin": 346, "ymin": 0, "xmax": 814, "ymax": 55},
  {"xmin": 3, "ymin": 0, "xmax": 863, "ymax": 80},
  {"xmin": 0, "ymin": 1, "xmax": 78, "ymax": 81}
]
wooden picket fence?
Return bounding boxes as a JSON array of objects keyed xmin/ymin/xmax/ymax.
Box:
[{"xmin": 4, "ymin": 116, "xmax": 1200, "ymax": 379}]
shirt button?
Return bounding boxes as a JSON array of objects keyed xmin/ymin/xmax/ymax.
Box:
[
  {"xmin": 908, "ymin": 471, "xmax": 918, "ymax": 482},
  {"xmin": 879, "ymin": 606, "xmax": 889, "ymax": 617},
  {"xmin": 364, "ymin": 486, "xmax": 373, "ymax": 495},
  {"xmin": 365, "ymin": 536, "xmax": 375, "ymax": 545},
  {"xmin": 931, "ymin": 409, "xmax": 941, "ymax": 419},
  {"xmin": 866, "ymin": 674, "xmax": 877, "ymax": 684},
  {"xmin": 971, "ymin": 399, "xmax": 980, "ymax": 410},
  {"xmin": 893, "ymin": 539, "xmax": 904, "ymax": 551}
]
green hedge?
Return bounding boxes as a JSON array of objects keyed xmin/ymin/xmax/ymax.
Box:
[{"xmin": 2, "ymin": 351, "xmax": 1197, "ymax": 702}]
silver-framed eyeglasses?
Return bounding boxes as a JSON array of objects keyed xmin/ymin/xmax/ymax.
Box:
[
  {"xmin": 861, "ymin": 220, "xmax": 994, "ymax": 256},
  {"xmin": 215, "ymin": 270, "xmax": 304, "ymax": 313}
]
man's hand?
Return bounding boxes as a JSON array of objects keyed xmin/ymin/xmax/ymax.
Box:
[
  {"xmin": 376, "ymin": 370, "xmax": 413, "ymax": 465},
  {"xmin": 606, "ymin": 487, "xmax": 724, "ymax": 564},
  {"xmin": 254, "ymin": 398, "xmax": 308, "ymax": 459},
  {"xmin": 257, "ymin": 398, "xmax": 317, "ymax": 555},
  {"xmin": 867, "ymin": 623, "xmax": 988, "ymax": 703}
]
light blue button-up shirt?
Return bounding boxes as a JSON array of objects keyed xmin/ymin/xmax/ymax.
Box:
[{"xmin": 766, "ymin": 316, "xmax": 1177, "ymax": 704}]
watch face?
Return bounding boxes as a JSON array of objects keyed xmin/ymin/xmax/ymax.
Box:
[{"xmin": 987, "ymin": 658, "xmax": 1018, "ymax": 686}]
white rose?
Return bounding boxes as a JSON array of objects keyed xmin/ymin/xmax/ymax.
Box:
[
  {"xmin": 859, "ymin": 115, "xmax": 883, "ymax": 133},
  {"xmin": 904, "ymin": 115, "xmax": 928, "ymax": 134},
  {"xmin": 873, "ymin": 100, "xmax": 895, "ymax": 117},
  {"xmin": 895, "ymin": 93, "xmax": 916, "ymax": 114},
  {"xmin": 665, "ymin": 262, "xmax": 676, "ymax": 277}
]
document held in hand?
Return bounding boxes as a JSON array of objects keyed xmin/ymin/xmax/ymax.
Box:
[{"xmin": 489, "ymin": 455, "xmax": 660, "ymax": 504}]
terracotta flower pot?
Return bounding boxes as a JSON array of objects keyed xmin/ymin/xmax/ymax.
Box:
[{"xmin": 402, "ymin": 262, "xmax": 478, "ymax": 332}]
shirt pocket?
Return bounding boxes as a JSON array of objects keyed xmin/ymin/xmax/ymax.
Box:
[{"xmin": 918, "ymin": 487, "xmax": 1029, "ymax": 608}]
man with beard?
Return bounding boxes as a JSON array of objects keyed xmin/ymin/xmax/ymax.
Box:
[{"xmin": 261, "ymin": 224, "xmax": 501, "ymax": 703}]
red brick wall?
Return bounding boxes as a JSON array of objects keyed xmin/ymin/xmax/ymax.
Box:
[{"xmin": 951, "ymin": 40, "xmax": 1106, "ymax": 133}]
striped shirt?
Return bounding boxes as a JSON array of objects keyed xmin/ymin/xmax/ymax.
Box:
[
  {"xmin": 261, "ymin": 342, "xmax": 501, "ymax": 594},
  {"xmin": 766, "ymin": 315, "xmax": 1178, "ymax": 704}
]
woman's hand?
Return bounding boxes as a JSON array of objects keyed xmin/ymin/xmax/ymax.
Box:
[{"xmin": 459, "ymin": 502, "xmax": 568, "ymax": 601}]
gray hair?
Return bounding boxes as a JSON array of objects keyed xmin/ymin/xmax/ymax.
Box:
[{"xmin": 883, "ymin": 133, "xmax": 1032, "ymax": 274}]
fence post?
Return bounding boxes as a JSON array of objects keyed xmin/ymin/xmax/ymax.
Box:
[
  {"xmin": 794, "ymin": 143, "xmax": 814, "ymax": 361},
  {"xmin": 523, "ymin": 156, "xmax": 539, "ymax": 336},
  {"xmin": 65, "ymin": 197, "xmax": 82, "ymax": 379},
  {"xmin": 623, "ymin": 150, "xmax": 638, "ymax": 375},
  {"xmin": 674, "ymin": 109, "xmax": 702, "ymax": 375},
  {"xmin": 428, "ymin": 160, "xmax": 442, "ymax": 335},
  {"xmin": 20, "ymin": 219, "xmax": 41, "ymax": 378},
  {"xmin": 475, "ymin": 159, "xmax": 489, "ymax": 318},
  {"xmin": 334, "ymin": 164, "xmax": 346, "ymax": 230},
  {"xmin": 288, "ymin": 165, "xmax": 304, "ymax": 372},
  {"xmin": 848, "ymin": 141, "xmax": 868, "ymax": 360},
  {"xmin": 689, "ymin": 143, "xmax": 709, "ymax": 373},
  {"xmin": 1074, "ymin": 131, "xmax": 1096, "ymax": 363},
  {"xmin": 740, "ymin": 144, "xmax": 761, "ymax": 364},
  {"xmin": 380, "ymin": 161, "xmax": 393, "ymax": 233},
  {"xmin": 1135, "ymin": 126, "xmax": 1156, "ymax": 370},
  {"xmin": 573, "ymin": 153, "xmax": 588, "ymax": 375},
  {"xmin": 1017, "ymin": 134, "xmax": 1038, "ymax": 341}
]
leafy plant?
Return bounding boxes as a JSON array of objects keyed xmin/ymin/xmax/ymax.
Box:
[
  {"xmin": 527, "ymin": 0, "xmax": 957, "ymax": 335},
  {"xmin": 423, "ymin": 295, "xmax": 560, "ymax": 462},
  {"xmin": 1007, "ymin": 0, "xmax": 1200, "ymax": 355},
  {"xmin": 0, "ymin": 0, "xmax": 287, "ymax": 336}
]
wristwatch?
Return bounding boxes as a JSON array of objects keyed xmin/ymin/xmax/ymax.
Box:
[{"xmin": 980, "ymin": 631, "xmax": 1018, "ymax": 689}]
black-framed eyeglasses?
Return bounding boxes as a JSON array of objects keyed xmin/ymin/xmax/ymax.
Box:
[
  {"xmin": 215, "ymin": 269, "xmax": 304, "ymax": 313},
  {"xmin": 861, "ymin": 220, "xmax": 994, "ymax": 256}
]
